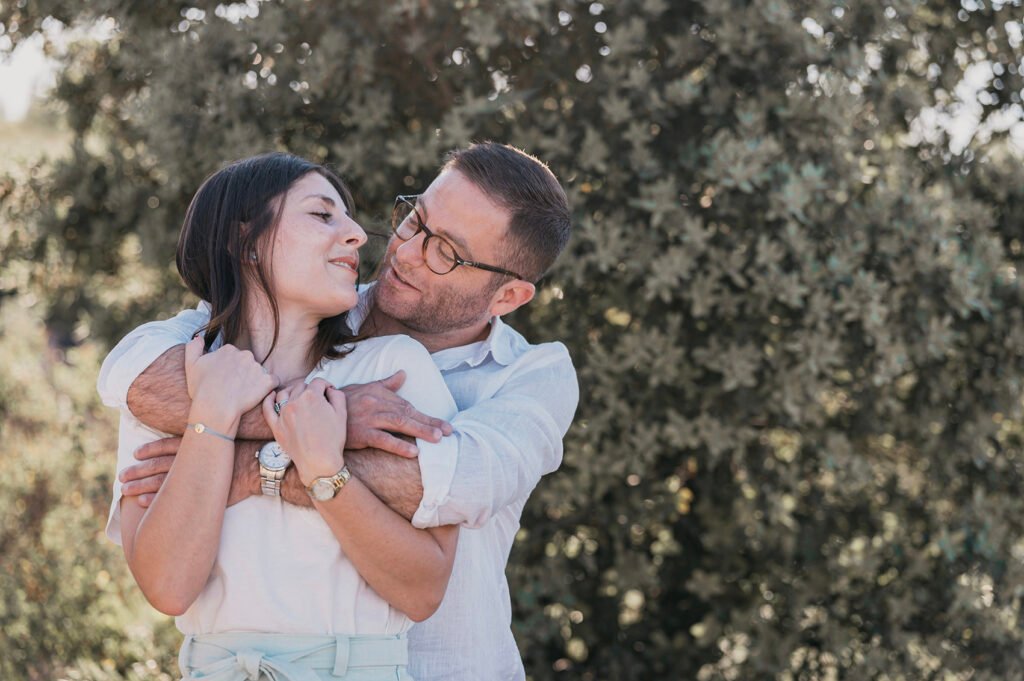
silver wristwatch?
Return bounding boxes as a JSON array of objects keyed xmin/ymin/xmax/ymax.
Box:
[{"xmin": 256, "ymin": 441, "xmax": 292, "ymax": 497}]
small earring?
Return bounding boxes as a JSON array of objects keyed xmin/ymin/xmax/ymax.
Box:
[{"xmin": 249, "ymin": 251, "xmax": 258, "ymax": 263}]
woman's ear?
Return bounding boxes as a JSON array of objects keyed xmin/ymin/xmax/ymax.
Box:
[
  {"xmin": 489, "ymin": 280, "xmax": 535, "ymax": 318},
  {"xmin": 239, "ymin": 222, "xmax": 260, "ymax": 265}
]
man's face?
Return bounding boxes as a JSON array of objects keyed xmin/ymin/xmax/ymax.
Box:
[{"xmin": 373, "ymin": 169, "xmax": 512, "ymax": 336}]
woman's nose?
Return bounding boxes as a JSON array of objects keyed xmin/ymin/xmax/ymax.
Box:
[{"xmin": 341, "ymin": 215, "xmax": 368, "ymax": 247}]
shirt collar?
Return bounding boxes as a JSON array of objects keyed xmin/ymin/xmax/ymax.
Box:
[{"xmin": 429, "ymin": 315, "xmax": 519, "ymax": 370}]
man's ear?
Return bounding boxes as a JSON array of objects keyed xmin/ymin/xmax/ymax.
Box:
[{"xmin": 489, "ymin": 279, "xmax": 535, "ymax": 318}]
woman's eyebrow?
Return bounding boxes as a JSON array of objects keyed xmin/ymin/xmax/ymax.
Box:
[{"xmin": 304, "ymin": 194, "xmax": 336, "ymax": 206}]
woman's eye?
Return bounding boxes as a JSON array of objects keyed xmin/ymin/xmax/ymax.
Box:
[{"xmin": 312, "ymin": 212, "xmax": 332, "ymax": 221}]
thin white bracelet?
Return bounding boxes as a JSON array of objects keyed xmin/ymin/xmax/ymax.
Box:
[{"xmin": 187, "ymin": 422, "xmax": 235, "ymax": 443}]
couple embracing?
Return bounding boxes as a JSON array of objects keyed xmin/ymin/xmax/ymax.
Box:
[{"xmin": 98, "ymin": 142, "xmax": 578, "ymax": 680}]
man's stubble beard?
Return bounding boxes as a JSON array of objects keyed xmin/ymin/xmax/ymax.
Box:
[{"xmin": 370, "ymin": 275, "xmax": 496, "ymax": 336}]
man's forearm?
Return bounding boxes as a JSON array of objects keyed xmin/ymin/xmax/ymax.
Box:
[
  {"xmin": 279, "ymin": 448, "xmax": 423, "ymax": 519},
  {"xmin": 347, "ymin": 449, "xmax": 423, "ymax": 520},
  {"xmin": 228, "ymin": 440, "xmax": 265, "ymax": 507},
  {"xmin": 127, "ymin": 345, "xmax": 191, "ymax": 434},
  {"xmin": 127, "ymin": 344, "xmax": 272, "ymax": 439}
]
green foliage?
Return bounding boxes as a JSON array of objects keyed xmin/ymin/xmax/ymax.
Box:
[
  {"xmin": 3, "ymin": 1, "xmax": 1024, "ymax": 679},
  {"xmin": 0, "ymin": 301, "xmax": 180, "ymax": 680}
]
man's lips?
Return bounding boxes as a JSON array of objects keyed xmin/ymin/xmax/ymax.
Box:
[{"xmin": 386, "ymin": 262, "xmax": 419, "ymax": 291}]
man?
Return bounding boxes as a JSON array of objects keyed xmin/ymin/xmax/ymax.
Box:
[{"xmin": 98, "ymin": 142, "xmax": 578, "ymax": 680}]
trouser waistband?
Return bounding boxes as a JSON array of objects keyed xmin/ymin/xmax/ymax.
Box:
[{"xmin": 179, "ymin": 632, "xmax": 409, "ymax": 680}]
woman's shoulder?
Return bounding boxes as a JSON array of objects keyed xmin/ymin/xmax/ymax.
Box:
[
  {"xmin": 342, "ymin": 334, "xmax": 431, "ymax": 361},
  {"xmin": 310, "ymin": 334, "xmax": 432, "ymax": 385}
]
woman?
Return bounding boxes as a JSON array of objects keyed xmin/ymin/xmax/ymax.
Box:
[{"xmin": 111, "ymin": 153, "xmax": 458, "ymax": 680}]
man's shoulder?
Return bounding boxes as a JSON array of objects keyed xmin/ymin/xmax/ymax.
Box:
[
  {"xmin": 113, "ymin": 304, "xmax": 211, "ymax": 345},
  {"xmin": 491, "ymin": 319, "xmax": 574, "ymax": 373}
]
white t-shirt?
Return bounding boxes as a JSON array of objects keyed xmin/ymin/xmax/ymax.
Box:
[{"xmin": 107, "ymin": 334, "xmax": 457, "ymax": 636}]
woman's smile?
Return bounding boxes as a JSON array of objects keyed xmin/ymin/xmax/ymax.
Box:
[{"xmin": 328, "ymin": 254, "xmax": 359, "ymax": 274}]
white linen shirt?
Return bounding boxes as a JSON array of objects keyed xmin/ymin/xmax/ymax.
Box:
[{"xmin": 97, "ymin": 287, "xmax": 579, "ymax": 681}]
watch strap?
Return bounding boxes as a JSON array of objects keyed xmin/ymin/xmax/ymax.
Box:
[
  {"xmin": 256, "ymin": 441, "xmax": 290, "ymax": 498},
  {"xmin": 260, "ymin": 470, "xmax": 285, "ymax": 497}
]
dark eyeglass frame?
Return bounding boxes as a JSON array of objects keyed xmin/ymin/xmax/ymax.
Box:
[{"xmin": 392, "ymin": 194, "xmax": 524, "ymax": 280}]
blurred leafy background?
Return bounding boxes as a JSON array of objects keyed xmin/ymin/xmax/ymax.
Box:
[{"xmin": 3, "ymin": 1, "xmax": 1024, "ymax": 679}]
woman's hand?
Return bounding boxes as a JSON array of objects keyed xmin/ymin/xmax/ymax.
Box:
[
  {"xmin": 185, "ymin": 336, "xmax": 278, "ymax": 433},
  {"xmin": 263, "ymin": 378, "xmax": 347, "ymax": 486}
]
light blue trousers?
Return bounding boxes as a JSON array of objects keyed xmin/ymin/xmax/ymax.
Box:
[{"xmin": 178, "ymin": 632, "xmax": 413, "ymax": 681}]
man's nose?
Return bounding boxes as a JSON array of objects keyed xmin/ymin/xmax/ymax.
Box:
[{"xmin": 393, "ymin": 232, "xmax": 426, "ymax": 266}]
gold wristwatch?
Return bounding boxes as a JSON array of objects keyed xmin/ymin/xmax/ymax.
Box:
[{"xmin": 307, "ymin": 464, "xmax": 351, "ymax": 502}]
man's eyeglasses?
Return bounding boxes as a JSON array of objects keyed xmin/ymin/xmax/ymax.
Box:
[{"xmin": 391, "ymin": 194, "xmax": 524, "ymax": 280}]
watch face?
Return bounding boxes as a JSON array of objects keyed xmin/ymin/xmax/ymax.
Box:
[
  {"xmin": 258, "ymin": 442, "xmax": 291, "ymax": 471},
  {"xmin": 311, "ymin": 479, "xmax": 335, "ymax": 501}
]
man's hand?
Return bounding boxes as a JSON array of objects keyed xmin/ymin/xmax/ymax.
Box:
[
  {"xmin": 120, "ymin": 437, "xmax": 262, "ymax": 508},
  {"xmin": 343, "ymin": 371, "xmax": 453, "ymax": 457},
  {"xmin": 119, "ymin": 438, "xmax": 179, "ymax": 507}
]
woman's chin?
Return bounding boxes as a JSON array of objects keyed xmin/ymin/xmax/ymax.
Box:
[{"xmin": 319, "ymin": 292, "xmax": 358, "ymax": 319}]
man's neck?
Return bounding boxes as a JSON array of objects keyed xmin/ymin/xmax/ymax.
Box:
[{"xmin": 364, "ymin": 306, "xmax": 491, "ymax": 354}]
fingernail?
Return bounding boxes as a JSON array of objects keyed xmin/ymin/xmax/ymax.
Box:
[
  {"xmin": 410, "ymin": 445, "xmax": 420, "ymax": 456},
  {"xmin": 432, "ymin": 428, "xmax": 442, "ymax": 440}
]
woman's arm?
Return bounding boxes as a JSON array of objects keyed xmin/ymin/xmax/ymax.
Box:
[
  {"xmin": 119, "ymin": 338, "xmax": 277, "ymax": 615},
  {"xmin": 265, "ymin": 368, "xmax": 459, "ymax": 621},
  {"xmin": 119, "ymin": 414, "xmax": 234, "ymax": 615},
  {"xmin": 311, "ymin": 474, "xmax": 458, "ymax": 622}
]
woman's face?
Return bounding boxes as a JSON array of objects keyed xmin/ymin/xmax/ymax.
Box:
[{"xmin": 260, "ymin": 171, "xmax": 366, "ymax": 319}]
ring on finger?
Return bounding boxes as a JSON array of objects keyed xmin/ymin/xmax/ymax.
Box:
[{"xmin": 273, "ymin": 398, "xmax": 290, "ymax": 415}]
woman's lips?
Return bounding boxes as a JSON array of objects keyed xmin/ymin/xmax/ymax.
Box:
[{"xmin": 328, "ymin": 255, "xmax": 359, "ymax": 272}]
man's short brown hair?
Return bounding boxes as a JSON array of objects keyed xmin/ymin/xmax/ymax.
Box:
[{"xmin": 443, "ymin": 142, "xmax": 571, "ymax": 283}]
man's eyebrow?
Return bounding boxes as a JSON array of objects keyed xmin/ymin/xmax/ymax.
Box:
[{"xmin": 417, "ymin": 198, "xmax": 472, "ymax": 253}]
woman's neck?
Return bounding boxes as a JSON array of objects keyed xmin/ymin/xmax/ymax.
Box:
[{"xmin": 236, "ymin": 298, "xmax": 321, "ymax": 384}]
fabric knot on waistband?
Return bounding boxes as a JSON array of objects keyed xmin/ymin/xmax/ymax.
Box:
[
  {"xmin": 179, "ymin": 632, "xmax": 408, "ymax": 680},
  {"xmin": 235, "ymin": 649, "xmax": 263, "ymax": 679}
]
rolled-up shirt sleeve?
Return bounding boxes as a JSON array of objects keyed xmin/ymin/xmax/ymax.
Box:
[
  {"xmin": 412, "ymin": 343, "xmax": 579, "ymax": 529},
  {"xmin": 96, "ymin": 305, "xmax": 211, "ymax": 409}
]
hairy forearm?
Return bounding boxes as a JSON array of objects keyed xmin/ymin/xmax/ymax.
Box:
[
  {"xmin": 345, "ymin": 449, "xmax": 423, "ymax": 520},
  {"xmin": 278, "ymin": 448, "xmax": 423, "ymax": 517},
  {"xmin": 127, "ymin": 344, "xmax": 272, "ymax": 439},
  {"xmin": 280, "ymin": 459, "xmax": 315, "ymax": 508},
  {"xmin": 238, "ymin": 407, "xmax": 274, "ymax": 440},
  {"xmin": 127, "ymin": 345, "xmax": 191, "ymax": 434},
  {"xmin": 227, "ymin": 440, "xmax": 265, "ymax": 506},
  {"xmin": 278, "ymin": 446, "xmax": 425, "ymax": 514}
]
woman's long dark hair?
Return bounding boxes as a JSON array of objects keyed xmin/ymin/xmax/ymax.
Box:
[{"xmin": 176, "ymin": 152, "xmax": 359, "ymax": 369}]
